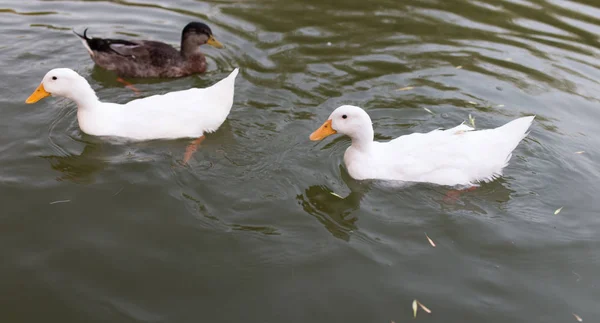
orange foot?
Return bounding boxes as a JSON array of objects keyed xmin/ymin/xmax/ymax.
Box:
[
  {"xmin": 443, "ymin": 186, "xmax": 477, "ymax": 204},
  {"xmin": 116, "ymin": 77, "xmax": 141, "ymax": 96},
  {"xmin": 183, "ymin": 135, "xmax": 206, "ymax": 164}
]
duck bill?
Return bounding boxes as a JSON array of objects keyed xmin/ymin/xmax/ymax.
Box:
[
  {"xmin": 207, "ymin": 36, "xmax": 224, "ymax": 49},
  {"xmin": 310, "ymin": 119, "xmax": 337, "ymax": 141},
  {"xmin": 26, "ymin": 83, "xmax": 51, "ymax": 104}
]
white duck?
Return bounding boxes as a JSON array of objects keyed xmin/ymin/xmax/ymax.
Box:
[
  {"xmin": 310, "ymin": 105, "xmax": 534, "ymax": 186},
  {"xmin": 25, "ymin": 68, "xmax": 238, "ymax": 141}
]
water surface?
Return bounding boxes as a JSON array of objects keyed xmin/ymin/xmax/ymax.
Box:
[{"xmin": 1, "ymin": 0, "xmax": 599, "ymax": 322}]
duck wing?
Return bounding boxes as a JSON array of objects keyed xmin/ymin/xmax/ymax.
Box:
[
  {"xmin": 73, "ymin": 28, "xmax": 139, "ymax": 56},
  {"xmin": 74, "ymin": 29, "xmax": 179, "ymax": 66},
  {"xmin": 377, "ymin": 117, "xmax": 534, "ymax": 185},
  {"xmin": 108, "ymin": 68, "xmax": 239, "ymax": 140}
]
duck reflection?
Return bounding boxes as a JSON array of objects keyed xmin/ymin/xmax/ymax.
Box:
[
  {"xmin": 41, "ymin": 139, "xmax": 109, "ymax": 184},
  {"xmin": 429, "ymin": 178, "xmax": 515, "ymax": 214},
  {"xmin": 40, "ymin": 122, "xmax": 236, "ymax": 183},
  {"xmin": 88, "ymin": 65, "xmax": 216, "ymax": 95},
  {"xmin": 298, "ymin": 165, "xmax": 517, "ymax": 240},
  {"xmin": 296, "ymin": 166, "xmax": 369, "ymax": 241}
]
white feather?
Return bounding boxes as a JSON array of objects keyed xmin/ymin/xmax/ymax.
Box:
[
  {"xmin": 31, "ymin": 68, "xmax": 239, "ymax": 141},
  {"xmin": 315, "ymin": 105, "xmax": 534, "ymax": 187}
]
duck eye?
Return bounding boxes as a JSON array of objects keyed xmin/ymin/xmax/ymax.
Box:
[
  {"xmin": 342, "ymin": 115, "xmax": 347, "ymax": 119},
  {"xmin": 52, "ymin": 76, "xmax": 57, "ymax": 80}
]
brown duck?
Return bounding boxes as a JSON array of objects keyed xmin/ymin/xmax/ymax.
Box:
[{"xmin": 74, "ymin": 22, "xmax": 224, "ymax": 78}]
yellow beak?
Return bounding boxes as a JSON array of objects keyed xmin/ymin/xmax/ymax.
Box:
[
  {"xmin": 206, "ymin": 36, "xmax": 224, "ymax": 49},
  {"xmin": 26, "ymin": 83, "xmax": 51, "ymax": 104},
  {"xmin": 310, "ymin": 119, "xmax": 337, "ymax": 141}
]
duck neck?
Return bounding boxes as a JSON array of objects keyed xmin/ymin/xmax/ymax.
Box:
[
  {"xmin": 67, "ymin": 79, "xmax": 99, "ymax": 110},
  {"xmin": 348, "ymin": 126, "xmax": 374, "ymax": 152},
  {"xmin": 180, "ymin": 38, "xmax": 201, "ymax": 59}
]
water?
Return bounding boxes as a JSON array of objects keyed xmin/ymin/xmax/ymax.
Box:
[{"xmin": 1, "ymin": 0, "xmax": 599, "ymax": 322}]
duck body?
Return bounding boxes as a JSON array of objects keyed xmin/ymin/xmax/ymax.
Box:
[
  {"xmin": 26, "ymin": 68, "xmax": 239, "ymax": 141},
  {"xmin": 74, "ymin": 22, "xmax": 224, "ymax": 78},
  {"xmin": 310, "ymin": 105, "xmax": 534, "ymax": 187}
]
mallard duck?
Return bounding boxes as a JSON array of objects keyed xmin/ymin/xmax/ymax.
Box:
[
  {"xmin": 309, "ymin": 105, "xmax": 534, "ymax": 186},
  {"xmin": 25, "ymin": 68, "xmax": 238, "ymax": 141},
  {"xmin": 74, "ymin": 22, "xmax": 224, "ymax": 78}
]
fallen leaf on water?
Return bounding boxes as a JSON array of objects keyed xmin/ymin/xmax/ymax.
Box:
[
  {"xmin": 573, "ymin": 313, "xmax": 583, "ymax": 322},
  {"xmin": 575, "ymin": 151, "xmax": 585, "ymax": 154},
  {"xmin": 554, "ymin": 207, "xmax": 563, "ymax": 215},
  {"xmin": 456, "ymin": 65, "xmax": 463, "ymax": 69},
  {"xmin": 330, "ymin": 192, "xmax": 343, "ymax": 198},
  {"xmin": 49, "ymin": 199, "xmax": 71, "ymax": 205},
  {"xmin": 398, "ymin": 86, "xmax": 414, "ymax": 91},
  {"xmin": 425, "ymin": 233, "xmax": 436, "ymax": 247},
  {"xmin": 412, "ymin": 300, "xmax": 418, "ymax": 318},
  {"xmin": 423, "ymin": 107, "xmax": 434, "ymax": 114},
  {"xmin": 469, "ymin": 114, "xmax": 476, "ymax": 128},
  {"xmin": 417, "ymin": 301, "xmax": 432, "ymax": 314}
]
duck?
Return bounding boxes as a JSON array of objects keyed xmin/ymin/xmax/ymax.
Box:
[
  {"xmin": 73, "ymin": 22, "xmax": 224, "ymax": 78},
  {"xmin": 25, "ymin": 67, "xmax": 239, "ymax": 141},
  {"xmin": 309, "ymin": 105, "xmax": 534, "ymax": 187}
]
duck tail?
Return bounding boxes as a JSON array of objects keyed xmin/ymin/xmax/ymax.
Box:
[
  {"xmin": 212, "ymin": 68, "xmax": 239, "ymax": 89},
  {"xmin": 498, "ymin": 115, "xmax": 535, "ymax": 139},
  {"xmin": 200, "ymin": 68, "xmax": 239, "ymax": 133},
  {"xmin": 73, "ymin": 28, "xmax": 94, "ymax": 57},
  {"xmin": 496, "ymin": 115, "xmax": 535, "ymax": 165},
  {"xmin": 225, "ymin": 68, "xmax": 239, "ymax": 81}
]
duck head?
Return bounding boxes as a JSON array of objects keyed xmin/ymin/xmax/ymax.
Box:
[
  {"xmin": 310, "ymin": 105, "xmax": 374, "ymax": 143},
  {"xmin": 26, "ymin": 68, "xmax": 97, "ymax": 105},
  {"xmin": 181, "ymin": 21, "xmax": 223, "ymax": 55}
]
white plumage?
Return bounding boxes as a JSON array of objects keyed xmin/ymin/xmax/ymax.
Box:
[
  {"xmin": 310, "ymin": 105, "xmax": 534, "ymax": 186},
  {"xmin": 26, "ymin": 68, "xmax": 238, "ymax": 140}
]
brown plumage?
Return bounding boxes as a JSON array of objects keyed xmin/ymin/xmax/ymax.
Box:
[{"xmin": 74, "ymin": 22, "xmax": 224, "ymax": 78}]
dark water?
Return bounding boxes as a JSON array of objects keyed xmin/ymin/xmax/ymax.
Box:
[{"xmin": 2, "ymin": 0, "xmax": 599, "ymax": 322}]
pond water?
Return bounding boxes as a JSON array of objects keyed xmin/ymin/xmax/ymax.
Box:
[{"xmin": 1, "ymin": 0, "xmax": 599, "ymax": 322}]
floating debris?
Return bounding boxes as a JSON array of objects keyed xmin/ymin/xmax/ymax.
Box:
[
  {"xmin": 456, "ymin": 65, "xmax": 463, "ymax": 69},
  {"xmin": 330, "ymin": 192, "xmax": 343, "ymax": 198},
  {"xmin": 327, "ymin": 42, "xmax": 332, "ymax": 46},
  {"xmin": 497, "ymin": 104, "xmax": 505, "ymax": 107},
  {"xmin": 417, "ymin": 301, "xmax": 432, "ymax": 314},
  {"xmin": 573, "ymin": 313, "xmax": 583, "ymax": 322},
  {"xmin": 554, "ymin": 207, "xmax": 563, "ymax": 215},
  {"xmin": 468, "ymin": 101, "xmax": 477, "ymax": 105},
  {"xmin": 412, "ymin": 300, "xmax": 432, "ymax": 318},
  {"xmin": 397, "ymin": 86, "xmax": 414, "ymax": 91},
  {"xmin": 49, "ymin": 199, "xmax": 71, "ymax": 205},
  {"xmin": 423, "ymin": 107, "xmax": 434, "ymax": 115},
  {"xmin": 505, "ymin": 57, "xmax": 513, "ymax": 61},
  {"xmin": 113, "ymin": 187, "xmax": 124, "ymax": 196},
  {"xmin": 575, "ymin": 151, "xmax": 585, "ymax": 154},
  {"xmin": 468, "ymin": 114, "xmax": 476, "ymax": 128},
  {"xmin": 425, "ymin": 232, "xmax": 436, "ymax": 247}
]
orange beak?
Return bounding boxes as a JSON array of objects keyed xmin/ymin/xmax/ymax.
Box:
[
  {"xmin": 310, "ymin": 119, "xmax": 337, "ymax": 141},
  {"xmin": 26, "ymin": 83, "xmax": 51, "ymax": 104}
]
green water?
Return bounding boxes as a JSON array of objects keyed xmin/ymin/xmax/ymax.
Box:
[{"xmin": 1, "ymin": 0, "xmax": 599, "ymax": 322}]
